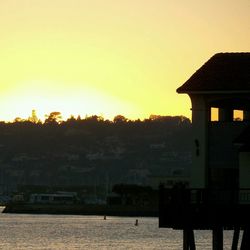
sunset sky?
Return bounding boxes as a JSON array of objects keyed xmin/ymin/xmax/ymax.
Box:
[{"xmin": 0, "ymin": 0, "xmax": 249, "ymax": 121}]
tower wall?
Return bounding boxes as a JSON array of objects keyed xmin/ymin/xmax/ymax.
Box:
[{"xmin": 189, "ymin": 94, "xmax": 209, "ymax": 188}]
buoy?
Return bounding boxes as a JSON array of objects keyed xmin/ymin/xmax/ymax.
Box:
[{"xmin": 135, "ymin": 219, "xmax": 138, "ymax": 226}]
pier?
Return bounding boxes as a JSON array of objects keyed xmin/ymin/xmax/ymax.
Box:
[
  {"xmin": 159, "ymin": 187, "xmax": 250, "ymax": 249},
  {"xmin": 159, "ymin": 53, "xmax": 250, "ymax": 249}
]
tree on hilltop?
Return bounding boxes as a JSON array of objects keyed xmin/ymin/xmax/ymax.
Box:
[{"xmin": 45, "ymin": 112, "xmax": 62, "ymax": 124}]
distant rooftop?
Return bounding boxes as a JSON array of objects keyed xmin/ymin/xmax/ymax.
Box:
[{"xmin": 177, "ymin": 52, "xmax": 250, "ymax": 93}]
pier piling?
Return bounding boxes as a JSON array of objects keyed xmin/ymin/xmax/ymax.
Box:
[
  {"xmin": 231, "ymin": 227, "xmax": 240, "ymax": 250},
  {"xmin": 240, "ymin": 226, "xmax": 250, "ymax": 250},
  {"xmin": 183, "ymin": 228, "xmax": 196, "ymax": 250},
  {"xmin": 212, "ymin": 227, "xmax": 223, "ymax": 250}
]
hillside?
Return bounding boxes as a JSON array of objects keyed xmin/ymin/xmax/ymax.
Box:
[{"xmin": 0, "ymin": 115, "xmax": 192, "ymax": 193}]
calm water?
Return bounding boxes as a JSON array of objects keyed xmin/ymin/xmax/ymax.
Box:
[{"xmin": 0, "ymin": 207, "xmax": 240, "ymax": 249}]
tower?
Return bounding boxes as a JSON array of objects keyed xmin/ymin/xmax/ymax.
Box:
[
  {"xmin": 159, "ymin": 52, "xmax": 250, "ymax": 249},
  {"xmin": 177, "ymin": 52, "xmax": 250, "ymax": 190}
]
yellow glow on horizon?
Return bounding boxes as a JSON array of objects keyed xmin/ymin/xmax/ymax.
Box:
[{"xmin": 0, "ymin": 80, "xmax": 143, "ymax": 122}]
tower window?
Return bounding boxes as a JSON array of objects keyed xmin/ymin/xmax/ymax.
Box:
[
  {"xmin": 210, "ymin": 107, "xmax": 219, "ymax": 121},
  {"xmin": 233, "ymin": 110, "xmax": 243, "ymax": 121}
]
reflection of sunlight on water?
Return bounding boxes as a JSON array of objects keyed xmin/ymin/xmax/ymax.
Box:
[{"xmin": 0, "ymin": 214, "xmax": 239, "ymax": 249}]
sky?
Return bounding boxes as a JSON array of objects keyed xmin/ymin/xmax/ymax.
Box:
[{"xmin": 0, "ymin": 0, "xmax": 249, "ymax": 121}]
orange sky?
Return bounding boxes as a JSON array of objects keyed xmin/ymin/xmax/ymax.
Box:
[{"xmin": 0, "ymin": 0, "xmax": 249, "ymax": 121}]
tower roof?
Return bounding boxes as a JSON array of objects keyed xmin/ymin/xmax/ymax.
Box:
[{"xmin": 177, "ymin": 53, "xmax": 250, "ymax": 94}]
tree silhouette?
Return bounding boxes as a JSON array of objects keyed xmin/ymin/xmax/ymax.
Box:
[
  {"xmin": 113, "ymin": 115, "xmax": 128, "ymax": 123},
  {"xmin": 45, "ymin": 112, "xmax": 62, "ymax": 124},
  {"xmin": 13, "ymin": 117, "xmax": 25, "ymax": 123}
]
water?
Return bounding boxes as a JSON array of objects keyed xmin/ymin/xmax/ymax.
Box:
[{"xmin": 0, "ymin": 207, "xmax": 240, "ymax": 249}]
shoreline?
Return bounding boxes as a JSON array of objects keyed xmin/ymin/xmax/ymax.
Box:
[{"xmin": 2, "ymin": 203, "xmax": 158, "ymax": 217}]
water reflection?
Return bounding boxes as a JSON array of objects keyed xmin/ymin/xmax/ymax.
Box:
[{"xmin": 0, "ymin": 208, "xmax": 238, "ymax": 249}]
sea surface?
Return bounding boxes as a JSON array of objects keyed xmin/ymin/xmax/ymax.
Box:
[{"xmin": 0, "ymin": 206, "xmax": 241, "ymax": 249}]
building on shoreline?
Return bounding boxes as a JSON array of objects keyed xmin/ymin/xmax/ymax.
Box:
[{"xmin": 159, "ymin": 52, "xmax": 250, "ymax": 249}]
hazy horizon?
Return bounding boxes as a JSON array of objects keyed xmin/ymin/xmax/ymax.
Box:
[{"xmin": 1, "ymin": 109, "xmax": 191, "ymax": 123}]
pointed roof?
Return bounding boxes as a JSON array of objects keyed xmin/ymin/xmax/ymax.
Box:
[{"xmin": 177, "ymin": 53, "xmax": 250, "ymax": 94}]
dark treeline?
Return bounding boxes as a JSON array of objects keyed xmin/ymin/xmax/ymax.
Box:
[{"xmin": 0, "ymin": 113, "xmax": 192, "ymax": 194}]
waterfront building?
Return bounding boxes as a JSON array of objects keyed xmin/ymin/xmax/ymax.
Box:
[
  {"xmin": 159, "ymin": 53, "xmax": 250, "ymax": 249},
  {"xmin": 29, "ymin": 192, "xmax": 77, "ymax": 204}
]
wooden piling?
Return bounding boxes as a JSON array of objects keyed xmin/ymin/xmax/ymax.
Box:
[
  {"xmin": 183, "ymin": 228, "xmax": 196, "ymax": 250},
  {"xmin": 241, "ymin": 226, "xmax": 250, "ymax": 250},
  {"xmin": 231, "ymin": 227, "xmax": 240, "ymax": 250},
  {"xmin": 212, "ymin": 227, "xmax": 223, "ymax": 250}
]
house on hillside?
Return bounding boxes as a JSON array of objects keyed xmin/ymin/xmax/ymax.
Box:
[{"xmin": 159, "ymin": 52, "xmax": 250, "ymax": 249}]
